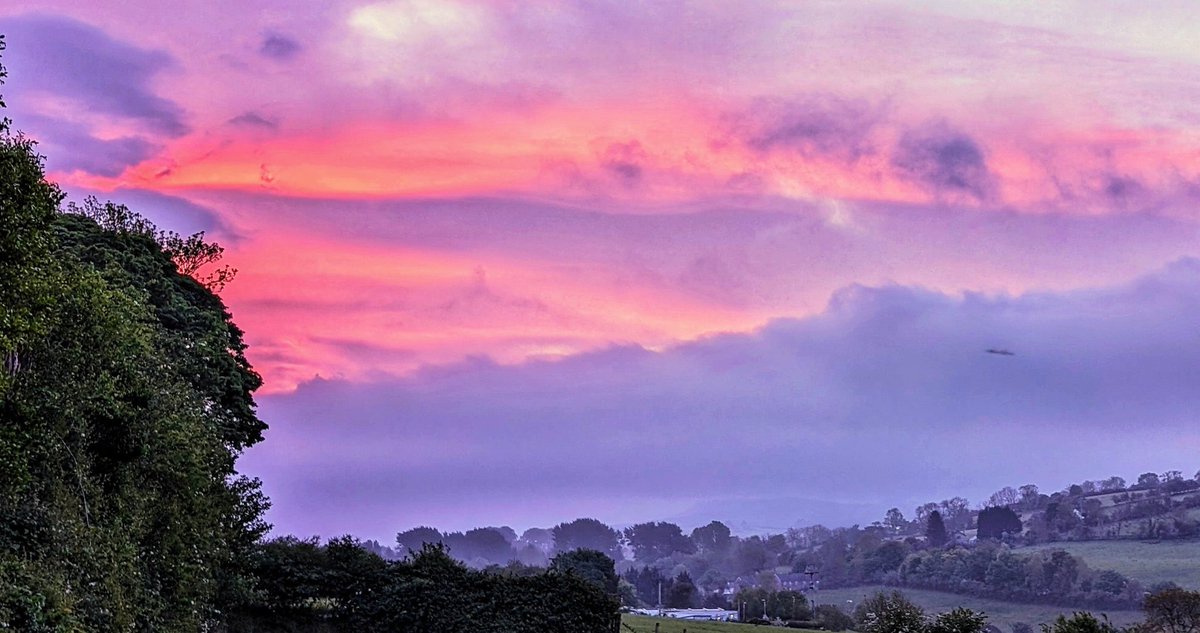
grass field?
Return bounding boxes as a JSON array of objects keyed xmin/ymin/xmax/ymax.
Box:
[
  {"xmin": 1018, "ymin": 540, "xmax": 1200, "ymax": 589},
  {"xmin": 622, "ymin": 614, "xmax": 815, "ymax": 632},
  {"xmin": 811, "ymin": 586, "xmax": 1142, "ymax": 631}
]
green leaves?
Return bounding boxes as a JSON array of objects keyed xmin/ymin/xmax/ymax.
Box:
[{"xmin": 0, "ymin": 103, "xmax": 266, "ymax": 630}]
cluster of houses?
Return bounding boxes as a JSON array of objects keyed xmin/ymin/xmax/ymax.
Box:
[{"xmin": 723, "ymin": 571, "xmax": 819, "ymax": 596}]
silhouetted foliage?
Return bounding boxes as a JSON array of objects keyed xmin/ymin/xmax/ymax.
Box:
[
  {"xmin": 927, "ymin": 510, "xmax": 949, "ymax": 547},
  {"xmin": 229, "ymin": 540, "xmax": 620, "ymax": 632},
  {"xmin": 977, "ymin": 506, "xmax": 1023, "ymax": 540},
  {"xmin": 551, "ymin": 517, "xmax": 622, "ymax": 560}
]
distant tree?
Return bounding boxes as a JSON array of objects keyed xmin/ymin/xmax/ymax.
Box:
[
  {"xmin": 396, "ymin": 526, "xmax": 443, "ymax": 556},
  {"xmin": 1143, "ymin": 587, "xmax": 1200, "ymax": 633},
  {"xmin": 1100, "ymin": 477, "xmax": 1126, "ymax": 492},
  {"xmin": 916, "ymin": 502, "xmax": 941, "ymax": 525},
  {"xmin": 519, "ymin": 527, "xmax": 554, "ymax": 553},
  {"xmin": 977, "ymin": 506, "xmax": 1023, "ymax": 540},
  {"xmin": 513, "ymin": 543, "xmax": 549, "ymax": 567},
  {"xmin": 788, "ymin": 524, "xmax": 834, "ymax": 549},
  {"xmin": 765, "ymin": 533, "xmax": 790, "ymax": 564},
  {"xmin": 550, "ymin": 548, "xmax": 619, "ymax": 596},
  {"xmin": 691, "ymin": 520, "xmax": 733, "ymax": 553},
  {"xmin": 757, "ymin": 569, "xmax": 780, "ymax": 593},
  {"xmin": 1012, "ymin": 623, "xmax": 1034, "ymax": 633},
  {"xmin": 864, "ymin": 540, "xmax": 910, "ymax": 577},
  {"xmin": 617, "ymin": 578, "xmax": 639, "ymax": 607},
  {"xmin": 443, "ymin": 527, "xmax": 513, "ymax": 565},
  {"xmin": 487, "ymin": 526, "xmax": 518, "ymax": 543},
  {"xmin": 940, "ymin": 497, "xmax": 973, "ymax": 530},
  {"xmin": 1019, "ymin": 484, "xmax": 1041, "ymax": 506},
  {"xmin": 1163, "ymin": 470, "xmax": 1185, "ymax": 483},
  {"xmin": 926, "ymin": 510, "xmax": 948, "ymax": 546},
  {"xmin": 665, "ymin": 571, "xmax": 698, "ymax": 608},
  {"xmin": 1093, "ymin": 570, "xmax": 1128, "ymax": 595},
  {"xmin": 624, "ymin": 565, "xmax": 672, "ymax": 607},
  {"xmin": 732, "ymin": 536, "xmax": 774, "ymax": 575},
  {"xmin": 885, "ymin": 508, "xmax": 908, "ymax": 532},
  {"xmin": 1069, "ymin": 484, "xmax": 1085, "ymax": 497},
  {"xmin": 551, "ymin": 518, "xmax": 622, "ymax": 560},
  {"xmin": 623, "ymin": 521, "xmax": 695, "ymax": 562},
  {"xmin": 361, "ymin": 539, "xmax": 400, "ymax": 560},
  {"xmin": 698, "ymin": 568, "xmax": 728, "ymax": 593},
  {"xmin": 769, "ymin": 590, "xmax": 810, "ymax": 620},
  {"xmin": 989, "ymin": 487, "xmax": 1020, "ymax": 507},
  {"xmin": 1138, "ymin": 473, "xmax": 1163, "ymax": 489}
]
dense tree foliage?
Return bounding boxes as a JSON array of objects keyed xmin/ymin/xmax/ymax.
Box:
[
  {"xmin": 927, "ymin": 510, "xmax": 949, "ymax": 546},
  {"xmin": 977, "ymin": 506, "xmax": 1023, "ymax": 540},
  {"xmin": 623, "ymin": 521, "xmax": 695, "ymax": 562},
  {"xmin": 0, "ymin": 42, "xmax": 270, "ymax": 631},
  {"xmin": 549, "ymin": 548, "xmax": 620, "ymax": 597},
  {"xmin": 552, "ymin": 517, "xmax": 623, "ymax": 560},
  {"xmin": 233, "ymin": 539, "xmax": 620, "ymax": 632}
]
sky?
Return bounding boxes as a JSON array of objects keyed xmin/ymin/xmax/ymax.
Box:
[{"xmin": 1, "ymin": 1, "xmax": 1198, "ymax": 540}]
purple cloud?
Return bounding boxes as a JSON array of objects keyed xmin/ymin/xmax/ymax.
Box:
[
  {"xmin": 598, "ymin": 140, "xmax": 646, "ymax": 185},
  {"xmin": 0, "ymin": 13, "xmax": 189, "ymax": 137},
  {"xmin": 240, "ymin": 259, "xmax": 1200, "ymax": 538},
  {"xmin": 259, "ymin": 33, "xmax": 301, "ymax": 60},
  {"xmin": 228, "ymin": 111, "xmax": 278, "ymax": 130},
  {"xmin": 21, "ymin": 113, "xmax": 158, "ymax": 177},
  {"xmin": 733, "ymin": 95, "xmax": 882, "ymax": 161},
  {"xmin": 893, "ymin": 122, "xmax": 992, "ymax": 200}
]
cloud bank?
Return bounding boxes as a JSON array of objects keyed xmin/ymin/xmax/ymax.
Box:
[{"xmin": 241, "ymin": 259, "xmax": 1200, "ymax": 538}]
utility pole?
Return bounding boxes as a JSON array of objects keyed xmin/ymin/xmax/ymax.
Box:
[{"xmin": 657, "ymin": 580, "xmax": 662, "ymax": 611}]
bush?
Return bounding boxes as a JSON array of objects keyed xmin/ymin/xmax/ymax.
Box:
[
  {"xmin": 1039, "ymin": 613, "xmax": 1123, "ymax": 633},
  {"xmin": 815, "ymin": 604, "xmax": 856, "ymax": 631},
  {"xmin": 855, "ymin": 591, "xmax": 926, "ymax": 633}
]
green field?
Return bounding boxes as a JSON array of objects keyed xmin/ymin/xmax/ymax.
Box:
[
  {"xmin": 1018, "ymin": 540, "xmax": 1200, "ymax": 589},
  {"xmin": 811, "ymin": 586, "xmax": 1142, "ymax": 631},
  {"xmin": 622, "ymin": 614, "xmax": 815, "ymax": 632}
]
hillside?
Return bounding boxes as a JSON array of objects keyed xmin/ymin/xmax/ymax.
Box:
[
  {"xmin": 1019, "ymin": 540, "xmax": 1200, "ymax": 589},
  {"xmin": 813, "ymin": 587, "xmax": 1143, "ymax": 631}
]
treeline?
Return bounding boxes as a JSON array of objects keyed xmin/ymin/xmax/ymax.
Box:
[
  {"xmin": 230, "ymin": 537, "xmax": 619, "ymax": 632},
  {"xmin": 400, "ymin": 509, "xmax": 1157, "ymax": 611},
  {"xmin": 877, "ymin": 469, "xmax": 1200, "ymax": 544}
]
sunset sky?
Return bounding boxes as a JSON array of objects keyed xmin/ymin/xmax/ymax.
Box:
[{"xmin": 2, "ymin": 1, "xmax": 1198, "ymax": 539}]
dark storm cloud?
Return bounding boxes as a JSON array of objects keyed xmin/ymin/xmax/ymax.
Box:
[
  {"xmin": 734, "ymin": 95, "xmax": 882, "ymax": 161},
  {"xmin": 0, "ymin": 14, "xmax": 189, "ymax": 137},
  {"xmin": 893, "ymin": 122, "xmax": 992, "ymax": 199},
  {"xmin": 259, "ymin": 33, "xmax": 302, "ymax": 60},
  {"xmin": 241, "ymin": 259, "xmax": 1200, "ymax": 538}
]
